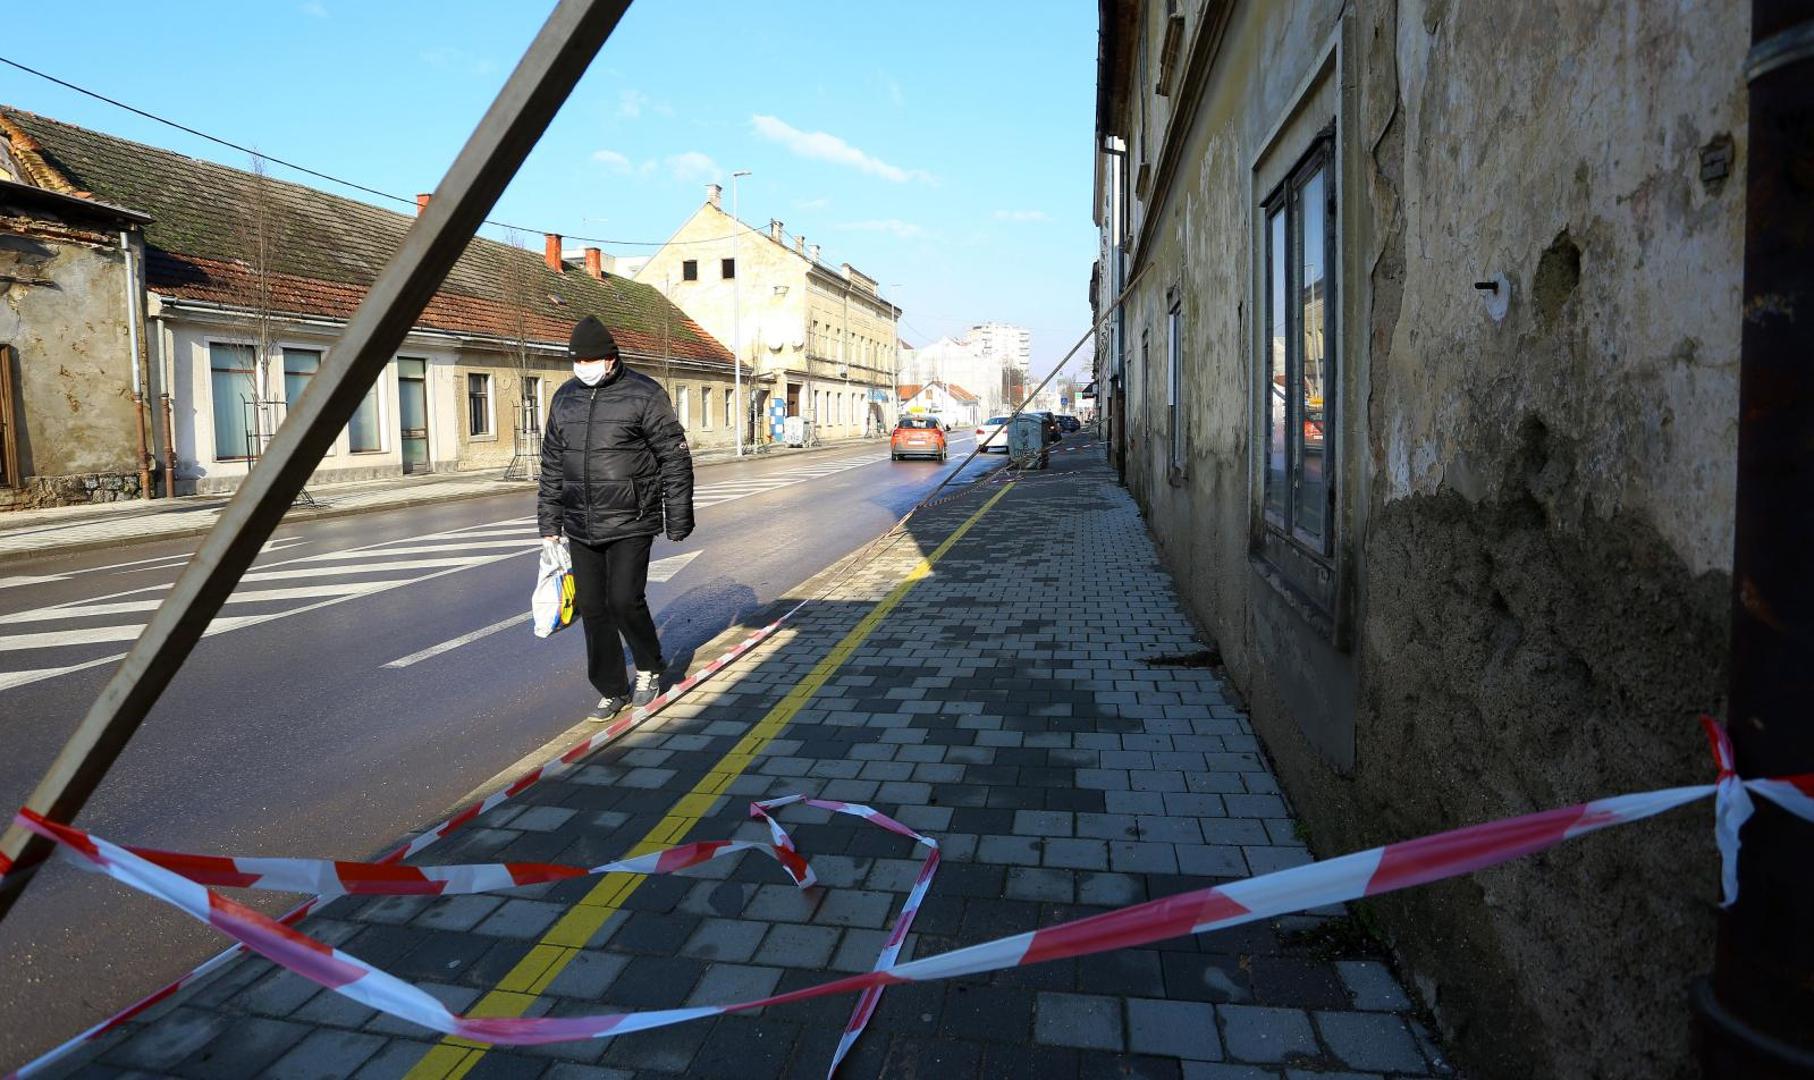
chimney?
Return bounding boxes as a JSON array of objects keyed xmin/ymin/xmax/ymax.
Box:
[
  {"xmin": 544, "ymin": 233, "xmax": 563, "ymax": 272},
  {"xmin": 705, "ymin": 183, "xmax": 723, "ymax": 208},
  {"xmin": 415, "ymin": 193, "xmax": 431, "ymax": 216},
  {"xmin": 809, "ymin": 243, "xmax": 821, "ymax": 263},
  {"xmin": 769, "ymin": 218, "xmax": 784, "ymax": 242},
  {"xmin": 583, "ymin": 247, "xmax": 604, "ymax": 280},
  {"xmin": 794, "ymin": 235, "xmax": 806, "ymax": 255}
]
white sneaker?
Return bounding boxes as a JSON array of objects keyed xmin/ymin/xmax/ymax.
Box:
[{"xmin": 633, "ymin": 669, "xmax": 662, "ymax": 707}]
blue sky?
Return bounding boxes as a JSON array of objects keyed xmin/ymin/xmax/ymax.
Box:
[{"xmin": 3, "ymin": 1, "xmax": 1099, "ymax": 379}]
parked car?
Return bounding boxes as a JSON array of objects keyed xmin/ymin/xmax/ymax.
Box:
[
  {"xmin": 1059, "ymin": 415, "xmax": 1082, "ymax": 433},
  {"xmin": 977, "ymin": 415, "xmax": 1011, "ymax": 452},
  {"xmin": 890, "ymin": 416, "xmax": 948, "ymax": 461}
]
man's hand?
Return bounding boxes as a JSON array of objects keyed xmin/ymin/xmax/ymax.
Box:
[{"xmin": 666, "ymin": 526, "xmax": 693, "ymax": 543}]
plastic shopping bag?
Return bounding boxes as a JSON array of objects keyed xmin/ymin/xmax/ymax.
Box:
[{"xmin": 532, "ymin": 539, "xmax": 576, "ymax": 638}]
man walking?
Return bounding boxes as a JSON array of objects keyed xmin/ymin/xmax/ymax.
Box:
[{"xmin": 539, "ymin": 316, "xmax": 695, "ymax": 717}]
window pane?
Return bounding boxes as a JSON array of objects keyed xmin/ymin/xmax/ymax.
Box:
[
  {"xmin": 1264, "ymin": 210, "xmax": 1287, "ymax": 523},
  {"xmin": 467, "ymin": 373, "xmax": 490, "ymax": 435},
  {"xmin": 282, "ymin": 348, "xmax": 320, "ymax": 412},
  {"xmin": 701, "ymin": 387, "xmax": 713, "ymax": 429},
  {"xmin": 524, "ymin": 377, "xmax": 541, "ymax": 432},
  {"xmin": 349, "ymin": 380, "xmax": 381, "ymax": 452},
  {"xmin": 209, "ymin": 343, "xmax": 255, "ymax": 459},
  {"xmin": 1293, "ymin": 167, "xmax": 1329, "ymax": 546}
]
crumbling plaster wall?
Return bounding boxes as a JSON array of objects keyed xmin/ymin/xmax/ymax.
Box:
[
  {"xmin": 1117, "ymin": 0, "xmax": 1744, "ymax": 1077},
  {"xmin": 0, "ymin": 218, "xmax": 140, "ymax": 490},
  {"xmin": 1344, "ymin": 2, "xmax": 1743, "ymax": 1076}
]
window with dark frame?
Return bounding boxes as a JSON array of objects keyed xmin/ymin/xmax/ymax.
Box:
[
  {"xmin": 523, "ymin": 376, "xmax": 542, "ymax": 433},
  {"xmin": 208, "ymin": 342, "xmax": 257, "ymax": 460},
  {"xmin": 467, "ymin": 373, "xmax": 492, "ymax": 436},
  {"xmin": 1261, "ymin": 135, "xmax": 1336, "ymax": 557},
  {"xmin": 682, "ymin": 259, "xmax": 698, "ymax": 281},
  {"xmin": 282, "ymin": 348, "xmax": 321, "ymax": 415},
  {"xmin": 721, "ymin": 257, "xmax": 735, "ymax": 279}
]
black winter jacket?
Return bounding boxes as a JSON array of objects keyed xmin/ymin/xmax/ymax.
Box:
[{"xmin": 537, "ymin": 366, "xmax": 694, "ymax": 545}]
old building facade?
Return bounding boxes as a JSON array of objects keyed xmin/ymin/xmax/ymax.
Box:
[
  {"xmin": 0, "ymin": 109, "xmax": 741, "ymax": 503},
  {"xmin": 634, "ymin": 186, "xmax": 901, "ymax": 444},
  {"xmin": 1094, "ymin": 3, "xmax": 1744, "ymax": 1078}
]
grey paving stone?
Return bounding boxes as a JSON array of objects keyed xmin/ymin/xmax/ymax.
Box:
[
  {"xmin": 512, "ymin": 805, "xmax": 578, "ymax": 832},
  {"xmin": 1078, "ymin": 871, "xmax": 1145, "ymax": 906},
  {"xmin": 544, "ymin": 1065, "xmax": 636, "ymax": 1080},
  {"xmin": 1110, "ymin": 840, "xmax": 1179, "ymax": 874},
  {"xmin": 815, "ymin": 888, "xmax": 899, "ymax": 928},
  {"xmin": 743, "ymin": 883, "xmax": 822, "ymax": 922},
  {"xmin": 101, "ymin": 1008, "xmax": 228, "ymax": 1071},
  {"xmin": 686, "ymin": 963, "xmax": 784, "ymax": 1005},
  {"xmin": 350, "ymin": 1039, "xmax": 439, "ymax": 1078},
  {"xmin": 1135, "ymin": 815, "xmax": 1203, "ymax": 844},
  {"xmin": 1127, "ymin": 998, "xmax": 1223, "ymax": 1061},
  {"xmin": 753, "ymin": 923, "xmax": 841, "ymax": 968},
  {"xmin": 1244, "ymin": 846, "xmax": 1314, "ymax": 874},
  {"xmin": 254, "ymin": 1028, "xmax": 387, "ymax": 1079},
  {"xmin": 894, "ymin": 805, "xmax": 954, "ymax": 831},
  {"xmin": 1182, "ymin": 1062, "xmax": 1283, "ymax": 1079},
  {"xmin": 877, "ymin": 780, "xmax": 933, "ymax": 804},
  {"xmin": 1104, "ymin": 791, "xmax": 1167, "ymax": 815},
  {"xmin": 1005, "ymin": 866, "xmax": 1076, "ymax": 902},
  {"xmin": 866, "ymin": 856, "xmax": 931, "ymax": 892},
  {"xmin": 1218, "ymin": 1005, "xmax": 1318, "ymax": 1063},
  {"xmin": 1178, "ymin": 844, "xmax": 1250, "ymax": 878},
  {"xmin": 1334, "ymin": 960, "xmax": 1413, "ymax": 1011},
  {"xmin": 1224, "ymin": 794, "xmax": 1288, "ymax": 818},
  {"xmin": 1043, "ymin": 837, "xmax": 1110, "ymax": 870},
  {"xmin": 364, "ymin": 983, "xmax": 479, "ymax": 1038},
  {"xmin": 413, "ymin": 894, "xmax": 504, "ymax": 932},
  {"xmin": 1314, "ymin": 1011, "xmax": 1426, "ymax": 1072},
  {"xmin": 359, "ymin": 894, "xmax": 433, "ymax": 926},
  {"xmin": 1077, "ymin": 811, "xmax": 1139, "ymax": 839},
  {"xmin": 1013, "ymin": 809, "xmax": 1075, "ymax": 837},
  {"xmin": 546, "ymin": 950, "xmax": 631, "ymax": 998},
  {"xmin": 474, "ymin": 899, "xmax": 566, "ymax": 939},
  {"xmin": 978, "ymin": 834, "xmax": 1043, "ymax": 866},
  {"xmin": 1201, "ymin": 819, "xmax": 1271, "ymax": 846},
  {"xmin": 1034, "ymin": 992, "xmax": 1124, "ymax": 1051}
]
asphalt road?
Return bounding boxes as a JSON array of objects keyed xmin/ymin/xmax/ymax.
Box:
[{"xmin": 0, "ymin": 433, "xmax": 998, "ymax": 1066}]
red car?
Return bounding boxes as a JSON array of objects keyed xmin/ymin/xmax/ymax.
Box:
[{"xmin": 891, "ymin": 417, "xmax": 948, "ymax": 461}]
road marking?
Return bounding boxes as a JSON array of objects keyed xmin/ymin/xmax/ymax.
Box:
[
  {"xmin": 0, "ymin": 615, "xmax": 266, "ymax": 653},
  {"xmin": 402, "ymin": 481, "xmax": 1015, "ymax": 1080},
  {"xmin": 645, "ymin": 550, "xmax": 700, "ymax": 583},
  {"xmin": 290, "ymin": 538, "xmax": 536, "ymax": 562},
  {"xmin": 383, "ymin": 613, "xmax": 531, "ymax": 669},
  {"xmin": 0, "ymin": 575, "xmax": 69, "ymax": 592},
  {"xmin": 0, "ymin": 583, "xmax": 386, "ymax": 626}
]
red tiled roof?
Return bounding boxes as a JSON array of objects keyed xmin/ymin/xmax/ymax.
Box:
[
  {"xmin": 897, "ymin": 383, "xmax": 924, "ymax": 400},
  {"xmin": 2, "ymin": 107, "xmax": 734, "ymax": 368},
  {"xmin": 947, "ymin": 383, "xmax": 979, "ymax": 403}
]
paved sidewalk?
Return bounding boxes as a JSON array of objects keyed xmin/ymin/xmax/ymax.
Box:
[
  {"xmin": 0, "ymin": 435, "xmax": 885, "ymax": 565},
  {"xmin": 38, "ymin": 450, "xmax": 1451, "ymax": 1079}
]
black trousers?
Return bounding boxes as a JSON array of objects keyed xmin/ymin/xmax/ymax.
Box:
[{"xmin": 567, "ymin": 533, "xmax": 664, "ymax": 697}]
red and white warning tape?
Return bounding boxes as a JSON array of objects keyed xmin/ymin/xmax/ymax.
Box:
[{"xmin": 9, "ymin": 720, "xmax": 1810, "ymax": 1078}]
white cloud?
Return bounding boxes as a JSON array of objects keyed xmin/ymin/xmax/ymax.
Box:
[
  {"xmin": 592, "ymin": 149, "xmax": 633, "ymax": 174},
  {"xmin": 666, "ymin": 151, "xmax": 722, "ymax": 184},
  {"xmin": 750, "ymin": 115, "xmax": 932, "ymax": 184},
  {"xmin": 993, "ymin": 209, "xmax": 1049, "ymax": 222},
  {"xmin": 300, "ymin": 0, "xmax": 328, "ymax": 16},
  {"xmin": 794, "ymin": 196, "xmax": 830, "ymax": 210},
  {"xmin": 420, "ymin": 47, "xmax": 497, "ymax": 77},
  {"xmin": 837, "ymin": 218, "xmax": 926, "ymax": 240}
]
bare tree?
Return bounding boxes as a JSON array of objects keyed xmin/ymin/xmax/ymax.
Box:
[
  {"xmin": 227, "ymin": 153, "xmax": 288, "ymax": 456},
  {"xmin": 500, "ymin": 229, "xmax": 540, "ymax": 480}
]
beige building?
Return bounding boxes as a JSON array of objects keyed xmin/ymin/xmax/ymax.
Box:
[
  {"xmin": 634, "ymin": 185, "xmax": 901, "ymax": 443},
  {"xmin": 1095, "ymin": 2, "xmax": 1748, "ymax": 1078}
]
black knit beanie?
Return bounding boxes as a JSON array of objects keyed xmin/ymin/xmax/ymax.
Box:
[{"xmin": 568, "ymin": 316, "xmax": 618, "ymax": 359}]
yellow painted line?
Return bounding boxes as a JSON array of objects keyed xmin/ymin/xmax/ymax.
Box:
[{"xmin": 404, "ymin": 483, "xmax": 1014, "ymax": 1080}]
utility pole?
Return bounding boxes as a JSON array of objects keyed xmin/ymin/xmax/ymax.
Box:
[
  {"xmin": 1692, "ymin": 4, "xmax": 1814, "ymax": 1076},
  {"xmin": 731, "ymin": 169, "xmax": 751, "ymax": 456}
]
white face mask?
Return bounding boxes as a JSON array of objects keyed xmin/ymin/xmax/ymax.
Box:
[{"xmin": 573, "ymin": 358, "xmax": 612, "ymax": 386}]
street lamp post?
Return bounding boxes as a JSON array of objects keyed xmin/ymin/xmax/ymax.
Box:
[{"xmin": 731, "ymin": 169, "xmax": 751, "ymax": 456}]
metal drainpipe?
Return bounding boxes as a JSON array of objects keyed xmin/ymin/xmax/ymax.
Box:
[
  {"xmin": 153, "ymin": 312, "xmax": 178, "ymax": 497},
  {"xmin": 119, "ymin": 230, "xmax": 153, "ymax": 500},
  {"xmin": 1690, "ymin": 4, "xmax": 1814, "ymax": 1077}
]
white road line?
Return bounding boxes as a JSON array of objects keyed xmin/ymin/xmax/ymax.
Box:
[
  {"xmin": 0, "ymin": 583, "xmax": 386, "ymax": 625},
  {"xmin": 0, "ymin": 615, "xmax": 263, "ymax": 653},
  {"xmin": 382, "ymin": 612, "xmax": 530, "ymax": 669},
  {"xmin": 0, "ymin": 575, "xmax": 68, "ymax": 591},
  {"xmin": 647, "ymin": 550, "xmax": 700, "ymax": 583},
  {"xmin": 238, "ymin": 557, "xmax": 493, "ymax": 582},
  {"xmin": 290, "ymin": 538, "xmax": 536, "ymax": 562}
]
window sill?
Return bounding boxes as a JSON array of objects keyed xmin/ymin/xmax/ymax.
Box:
[
  {"xmin": 468, "ymin": 433, "xmax": 498, "ymax": 443},
  {"xmin": 349, "ymin": 449, "xmax": 387, "ymax": 456}
]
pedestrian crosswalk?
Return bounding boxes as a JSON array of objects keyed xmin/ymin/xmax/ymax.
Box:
[
  {"xmin": 0, "ymin": 519, "xmax": 544, "ymax": 692},
  {"xmin": 692, "ymin": 451, "xmax": 893, "ymax": 509},
  {"xmin": 0, "ymin": 445, "xmax": 934, "ymax": 692}
]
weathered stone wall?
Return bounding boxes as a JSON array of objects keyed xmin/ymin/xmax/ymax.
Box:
[
  {"xmin": 1107, "ymin": 0, "xmax": 1744, "ymax": 1076},
  {"xmin": 0, "ymin": 212, "xmax": 144, "ymax": 503}
]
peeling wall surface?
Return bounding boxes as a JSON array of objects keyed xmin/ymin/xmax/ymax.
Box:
[
  {"xmin": 1098, "ymin": 1, "xmax": 1743, "ymax": 1077},
  {"xmin": 0, "ymin": 215, "xmax": 141, "ymax": 496}
]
